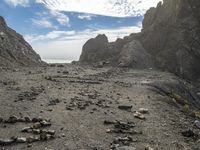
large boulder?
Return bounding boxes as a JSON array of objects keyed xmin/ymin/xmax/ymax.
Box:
[
  {"xmin": 0, "ymin": 16, "xmax": 45, "ymax": 67},
  {"xmin": 79, "ymin": 34, "xmax": 110, "ymax": 62},
  {"xmin": 118, "ymin": 40, "xmax": 153, "ymax": 68}
]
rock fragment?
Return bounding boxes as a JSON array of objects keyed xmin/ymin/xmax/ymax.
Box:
[
  {"xmin": 194, "ymin": 120, "xmax": 200, "ymax": 129},
  {"xmin": 138, "ymin": 108, "xmax": 149, "ymax": 114},
  {"xmin": 133, "ymin": 112, "xmax": 146, "ymax": 120},
  {"xmin": 118, "ymin": 105, "xmax": 132, "ymax": 112},
  {"xmin": 181, "ymin": 129, "xmax": 195, "ymax": 137},
  {"xmin": 0, "ymin": 138, "xmax": 15, "ymax": 146}
]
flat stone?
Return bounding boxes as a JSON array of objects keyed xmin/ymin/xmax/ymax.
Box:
[
  {"xmin": 16, "ymin": 137, "xmax": 27, "ymax": 143},
  {"xmin": 0, "ymin": 138, "xmax": 15, "ymax": 145},
  {"xmin": 118, "ymin": 105, "xmax": 132, "ymax": 111},
  {"xmin": 116, "ymin": 146, "xmax": 136, "ymax": 150},
  {"xmin": 134, "ymin": 111, "xmax": 146, "ymax": 120}
]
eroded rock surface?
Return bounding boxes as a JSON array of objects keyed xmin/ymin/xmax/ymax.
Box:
[
  {"xmin": 79, "ymin": 0, "xmax": 200, "ymax": 80},
  {"xmin": 0, "ymin": 16, "xmax": 45, "ymax": 67}
]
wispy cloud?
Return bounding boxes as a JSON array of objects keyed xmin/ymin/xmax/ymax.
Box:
[
  {"xmin": 50, "ymin": 10, "xmax": 70, "ymax": 26},
  {"xmin": 78, "ymin": 14, "xmax": 93, "ymax": 20},
  {"xmin": 25, "ymin": 25, "xmax": 141, "ymax": 43},
  {"xmin": 36, "ymin": 0, "xmax": 162, "ymax": 17},
  {"xmin": 3, "ymin": 0, "xmax": 29, "ymax": 7},
  {"xmin": 31, "ymin": 18, "xmax": 56, "ymax": 29}
]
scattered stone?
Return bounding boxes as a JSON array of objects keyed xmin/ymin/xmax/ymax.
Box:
[
  {"xmin": 0, "ymin": 117, "xmax": 3, "ymax": 123},
  {"xmin": 181, "ymin": 129, "xmax": 195, "ymax": 137},
  {"xmin": 118, "ymin": 105, "xmax": 132, "ymax": 111},
  {"xmin": 21, "ymin": 127, "xmax": 32, "ymax": 132},
  {"xmin": 63, "ymin": 71, "xmax": 69, "ymax": 74},
  {"xmin": 40, "ymin": 120, "xmax": 52, "ymax": 127},
  {"xmin": 26, "ymin": 136, "xmax": 40, "ymax": 143},
  {"xmin": 24, "ymin": 116, "xmax": 32, "ymax": 122},
  {"xmin": 57, "ymin": 64, "xmax": 64, "ymax": 67},
  {"xmin": 0, "ymin": 138, "xmax": 15, "ymax": 146},
  {"xmin": 145, "ymin": 145, "xmax": 154, "ymax": 150},
  {"xmin": 40, "ymin": 133, "xmax": 55, "ymax": 141},
  {"xmin": 27, "ymin": 144, "xmax": 32, "ymax": 147},
  {"xmin": 17, "ymin": 86, "xmax": 45, "ymax": 102},
  {"xmin": 133, "ymin": 112, "xmax": 146, "ymax": 120},
  {"xmin": 104, "ymin": 120, "xmax": 140, "ymax": 135},
  {"xmin": 138, "ymin": 108, "xmax": 149, "ymax": 114},
  {"xmin": 194, "ymin": 120, "xmax": 200, "ymax": 129},
  {"xmin": 16, "ymin": 137, "xmax": 27, "ymax": 143},
  {"xmin": 5, "ymin": 115, "xmax": 18, "ymax": 123},
  {"xmin": 45, "ymin": 76, "xmax": 58, "ymax": 82},
  {"xmin": 32, "ymin": 117, "xmax": 43, "ymax": 122},
  {"xmin": 48, "ymin": 98, "xmax": 61, "ymax": 106},
  {"xmin": 116, "ymin": 146, "xmax": 136, "ymax": 150}
]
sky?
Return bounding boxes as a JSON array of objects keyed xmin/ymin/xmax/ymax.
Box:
[{"xmin": 0, "ymin": 0, "xmax": 161, "ymax": 62}]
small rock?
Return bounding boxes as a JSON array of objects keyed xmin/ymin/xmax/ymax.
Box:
[
  {"xmin": 32, "ymin": 117, "xmax": 43, "ymax": 122},
  {"xmin": 145, "ymin": 145, "xmax": 154, "ymax": 150},
  {"xmin": 118, "ymin": 105, "xmax": 132, "ymax": 111},
  {"xmin": 21, "ymin": 127, "xmax": 32, "ymax": 132},
  {"xmin": 24, "ymin": 116, "xmax": 32, "ymax": 122},
  {"xmin": 40, "ymin": 120, "xmax": 51, "ymax": 127},
  {"xmin": 27, "ymin": 144, "xmax": 32, "ymax": 147},
  {"xmin": 42, "ymin": 129, "xmax": 55, "ymax": 135},
  {"xmin": 27, "ymin": 136, "xmax": 40, "ymax": 143},
  {"xmin": 0, "ymin": 138, "xmax": 15, "ymax": 145},
  {"xmin": 181, "ymin": 129, "xmax": 195, "ymax": 137},
  {"xmin": 138, "ymin": 108, "xmax": 149, "ymax": 114},
  {"xmin": 133, "ymin": 112, "xmax": 145, "ymax": 120},
  {"xmin": 194, "ymin": 120, "xmax": 200, "ymax": 129},
  {"xmin": 16, "ymin": 137, "xmax": 27, "ymax": 143},
  {"xmin": 0, "ymin": 117, "xmax": 3, "ymax": 123},
  {"xmin": 116, "ymin": 146, "xmax": 136, "ymax": 150},
  {"xmin": 5, "ymin": 116, "xmax": 18, "ymax": 123},
  {"xmin": 63, "ymin": 71, "xmax": 69, "ymax": 74}
]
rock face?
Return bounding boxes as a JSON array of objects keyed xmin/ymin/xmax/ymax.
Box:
[
  {"xmin": 79, "ymin": 0, "xmax": 200, "ymax": 80},
  {"xmin": 0, "ymin": 16, "xmax": 44, "ymax": 67}
]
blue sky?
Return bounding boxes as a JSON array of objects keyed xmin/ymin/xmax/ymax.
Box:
[{"xmin": 0, "ymin": 0, "xmax": 161, "ymax": 62}]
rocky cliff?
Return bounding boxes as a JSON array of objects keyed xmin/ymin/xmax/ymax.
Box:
[
  {"xmin": 79, "ymin": 0, "xmax": 200, "ymax": 81},
  {"xmin": 0, "ymin": 16, "xmax": 44, "ymax": 67}
]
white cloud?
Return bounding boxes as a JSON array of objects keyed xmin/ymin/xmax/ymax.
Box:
[
  {"xmin": 32, "ymin": 18, "xmax": 55, "ymax": 29},
  {"xmin": 36, "ymin": 0, "xmax": 162, "ymax": 17},
  {"xmin": 78, "ymin": 14, "xmax": 93, "ymax": 20},
  {"xmin": 3, "ymin": 0, "xmax": 29, "ymax": 7},
  {"xmin": 25, "ymin": 24, "xmax": 142, "ymax": 61},
  {"xmin": 50, "ymin": 10, "xmax": 70, "ymax": 26}
]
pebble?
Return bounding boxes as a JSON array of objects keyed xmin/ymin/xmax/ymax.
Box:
[
  {"xmin": 194, "ymin": 120, "xmax": 200, "ymax": 129},
  {"xmin": 16, "ymin": 137, "xmax": 27, "ymax": 143},
  {"xmin": 133, "ymin": 111, "xmax": 146, "ymax": 120},
  {"xmin": 145, "ymin": 145, "xmax": 154, "ymax": 150},
  {"xmin": 138, "ymin": 108, "xmax": 149, "ymax": 114}
]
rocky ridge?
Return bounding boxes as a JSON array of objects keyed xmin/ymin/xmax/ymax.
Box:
[
  {"xmin": 79, "ymin": 0, "xmax": 200, "ymax": 81},
  {"xmin": 0, "ymin": 16, "xmax": 44, "ymax": 67}
]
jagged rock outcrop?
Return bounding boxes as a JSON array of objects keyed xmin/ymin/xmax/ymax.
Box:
[
  {"xmin": 79, "ymin": 0, "xmax": 200, "ymax": 81},
  {"xmin": 0, "ymin": 16, "xmax": 44, "ymax": 67}
]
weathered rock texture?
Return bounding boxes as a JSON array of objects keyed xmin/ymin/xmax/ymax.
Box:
[
  {"xmin": 79, "ymin": 0, "xmax": 200, "ymax": 80},
  {"xmin": 0, "ymin": 16, "xmax": 44, "ymax": 67}
]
